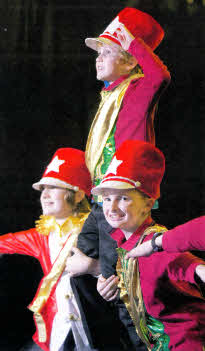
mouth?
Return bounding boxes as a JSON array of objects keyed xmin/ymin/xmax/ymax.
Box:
[
  {"xmin": 96, "ymin": 65, "xmax": 103, "ymax": 71},
  {"xmin": 42, "ymin": 202, "xmax": 53, "ymax": 206},
  {"xmin": 108, "ymin": 214, "xmax": 125, "ymax": 222}
]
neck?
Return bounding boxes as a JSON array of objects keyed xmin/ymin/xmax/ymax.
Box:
[
  {"xmin": 122, "ymin": 214, "xmax": 150, "ymax": 240},
  {"xmin": 121, "ymin": 230, "xmax": 133, "ymax": 240},
  {"xmin": 55, "ymin": 217, "xmax": 69, "ymax": 226}
]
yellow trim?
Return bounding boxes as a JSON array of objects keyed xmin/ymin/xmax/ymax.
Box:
[
  {"xmin": 33, "ymin": 313, "xmax": 47, "ymax": 343},
  {"xmin": 30, "ymin": 212, "xmax": 90, "ymax": 342},
  {"xmin": 117, "ymin": 224, "xmax": 167, "ymax": 349},
  {"xmin": 85, "ymin": 73, "xmax": 144, "ymax": 181}
]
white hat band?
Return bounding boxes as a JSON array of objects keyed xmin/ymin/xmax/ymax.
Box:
[{"xmin": 32, "ymin": 177, "xmax": 79, "ymax": 192}]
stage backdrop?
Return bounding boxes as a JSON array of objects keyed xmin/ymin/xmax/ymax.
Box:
[{"xmin": 0, "ymin": 0, "xmax": 204, "ymax": 349}]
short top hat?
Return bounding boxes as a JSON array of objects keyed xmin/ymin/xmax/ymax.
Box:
[
  {"xmin": 33, "ymin": 148, "xmax": 92, "ymax": 196},
  {"xmin": 92, "ymin": 140, "xmax": 165, "ymax": 199},
  {"xmin": 85, "ymin": 7, "xmax": 164, "ymax": 52}
]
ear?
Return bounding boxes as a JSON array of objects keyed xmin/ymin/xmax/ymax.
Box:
[
  {"xmin": 124, "ymin": 56, "xmax": 138, "ymax": 72},
  {"xmin": 74, "ymin": 190, "xmax": 85, "ymax": 204},
  {"xmin": 144, "ymin": 198, "xmax": 155, "ymax": 214}
]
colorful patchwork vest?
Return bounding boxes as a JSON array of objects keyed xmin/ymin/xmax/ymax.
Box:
[{"xmin": 116, "ymin": 225, "xmax": 169, "ymax": 351}]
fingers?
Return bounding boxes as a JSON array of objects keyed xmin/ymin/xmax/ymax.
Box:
[
  {"xmin": 125, "ymin": 241, "xmax": 153, "ymax": 259},
  {"xmin": 97, "ymin": 275, "xmax": 119, "ymax": 301},
  {"xmin": 125, "ymin": 248, "xmax": 139, "ymax": 259},
  {"xmin": 106, "ymin": 288, "xmax": 119, "ymax": 301},
  {"xmin": 70, "ymin": 247, "xmax": 81, "ymax": 255}
]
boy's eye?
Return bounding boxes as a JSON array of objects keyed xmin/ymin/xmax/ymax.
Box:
[
  {"xmin": 103, "ymin": 197, "xmax": 110, "ymax": 202},
  {"xmin": 121, "ymin": 196, "xmax": 129, "ymax": 201}
]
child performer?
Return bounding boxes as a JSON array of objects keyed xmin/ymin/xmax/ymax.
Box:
[
  {"xmin": 85, "ymin": 7, "xmax": 171, "ymax": 191},
  {"xmin": 0, "ymin": 148, "xmax": 127, "ymax": 351},
  {"xmin": 92, "ymin": 140, "xmax": 205, "ymax": 351}
]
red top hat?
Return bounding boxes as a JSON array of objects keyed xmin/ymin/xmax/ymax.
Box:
[
  {"xmin": 85, "ymin": 8, "xmax": 164, "ymax": 52},
  {"xmin": 33, "ymin": 148, "xmax": 92, "ymax": 196},
  {"xmin": 92, "ymin": 140, "xmax": 165, "ymax": 199}
]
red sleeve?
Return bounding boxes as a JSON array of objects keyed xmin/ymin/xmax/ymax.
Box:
[
  {"xmin": 162, "ymin": 216, "xmax": 205, "ymax": 252},
  {"xmin": 167, "ymin": 251, "xmax": 205, "ymax": 285},
  {"xmin": 128, "ymin": 37, "xmax": 171, "ymax": 85},
  {"xmin": 114, "ymin": 38, "xmax": 171, "ymax": 149},
  {"xmin": 0, "ymin": 229, "xmax": 43, "ymax": 259}
]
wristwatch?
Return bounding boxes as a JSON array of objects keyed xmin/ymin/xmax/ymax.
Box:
[{"xmin": 151, "ymin": 232, "xmax": 163, "ymax": 252}]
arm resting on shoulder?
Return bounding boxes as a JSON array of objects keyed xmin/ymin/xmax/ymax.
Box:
[{"xmin": 162, "ymin": 216, "xmax": 205, "ymax": 252}]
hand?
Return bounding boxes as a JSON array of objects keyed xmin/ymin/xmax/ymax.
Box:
[
  {"xmin": 195, "ymin": 264, "xmax": 205, "ymax": 283},
  {"xmin": 125, "ymin": 235, "xmax": 163, "ymax": 259},
  {"xmin": 97, "ymin": 275, "xmax": 119, "ymax": 301},
  {"xmin": 65, "ymin": 247, "xmax": 100, "ymax": 277},
  {"xmin": 125, "ymin": 240, "xmax": 153, "ymax": 259}
]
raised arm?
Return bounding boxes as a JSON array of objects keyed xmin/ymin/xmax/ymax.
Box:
[
  {"xmin": 0, "ymin": 229, "xmax": 43, "ymax": 259},
  {"xmin": 115, "ymin": 38, "xmax": 171, "ymax": 148},
  {"xmin": 128, "ymin": 37, "xmax": 171, "ymax": 85}
]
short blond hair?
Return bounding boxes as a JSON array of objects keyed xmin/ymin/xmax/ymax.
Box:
[{"xmin": 65, "ymin": 189, "xmax": 91, "ymax": 214}]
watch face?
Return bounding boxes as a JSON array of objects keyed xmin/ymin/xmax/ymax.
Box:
[{"xmin": 151, "ymin": 232, "xmax": 163, "ymax": 252}]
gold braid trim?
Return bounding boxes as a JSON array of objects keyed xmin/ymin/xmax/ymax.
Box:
[
  {"xmin": 30, "ymin": 212, "xmax": 90, "ymax": 343},
  {"xmin": 85, "ymin": 72, "xmax": 144, "ymax": 181},
  {"xmin": 117, "ymin": 224, "xmax": 167, "ymax": 350},
  {"xmin": 35, "ymin": 213, "xmax": 89, "ymax": 237}
]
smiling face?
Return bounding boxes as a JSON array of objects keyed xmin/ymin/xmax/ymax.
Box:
[
  {"xmin": 96, "ymin": 43, "xmax": 137, "ymax": 83},
  {"xmin": 102, "ymin": 189, "xmax": 154, "ymax": 237},
  {"xmin": 40, "ymin": 185, "xmax": 74, "ymax": 220}
]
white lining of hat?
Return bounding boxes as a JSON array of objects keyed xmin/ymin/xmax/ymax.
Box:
[
  {"xmin": 92, "ymin": 177, "xmax": 141, "ymax": 195},
  {"xmin": 32, "ymin": 177, "xmax": 79, "ymax": 192},
  {"xmin": 101, "ymin": 175, "xmax": 141, "ymax": 187}
]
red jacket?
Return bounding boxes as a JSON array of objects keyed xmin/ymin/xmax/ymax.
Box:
[
  {"xmin": 112, "ymin": 218, "xmax": 205, "ymax": 351},
  {"xmin": 163, "ymin": 216, "xmax": 205, "ymax": 252},
  {"xmin": 0, "ymin": 229, "xmax": 57, "ymax": 351},
  {"xmin": 104, "ymin": 37, "xmax": 171, "ymax": 147}
]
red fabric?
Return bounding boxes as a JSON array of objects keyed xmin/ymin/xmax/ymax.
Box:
[
  {"xmin": 100, "ymin": 8, "xmax": 164, "ymax": 51},
  {"xmin": 103, "ymin": 37, "xmax": 170, "ymax": 149},
  {"xmin": 102, "ymin": 139, "xmax": 165, "ymax": 199},
  {"xmin": 42, "ymin": 148, "xmax": 92, "ymax": 196},
  {"xmin": 117, "ymin": 8, "xmax": 164, "ymax": 50},
  {"xmin": 0, "ymin": 229, "xmax": 58, "ymax": 351},
  {"xmin": 112, "ymin": 221, "xmax": 205, "ymax": 350},
  {"xmin": 162, "ymin": 216, "xmax": 205, "ymax": 253}
]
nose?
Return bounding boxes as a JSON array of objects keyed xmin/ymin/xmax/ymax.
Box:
[
  {"xmin": 41, "ymin": 187, "xmax": 50, "ymax": 198},
  {"xmin": 110, "ymin": 199, "xmax": 119, "ymax": 212},
  {"xmin": 96, "ymin": 53, "xmax": 103, "ymax": 62}
]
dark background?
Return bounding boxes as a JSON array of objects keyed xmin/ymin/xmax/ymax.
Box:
[{"xmin": 0, "ymin": 0, "xmax": 204, "ymax": 349}]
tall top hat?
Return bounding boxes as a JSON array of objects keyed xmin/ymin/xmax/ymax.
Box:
[
  {"xmin": 85, "ymin": 7, "xmax": 164, "ymax": 52},
  {"xmin": 92, "ymin": 140, "xmax": 165, "ymax": 199},
  {"xmin": 33, "ymin": 148, "xmax": 92, "ymax": 196}
]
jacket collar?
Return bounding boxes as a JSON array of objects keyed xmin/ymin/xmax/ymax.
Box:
[{"xmin": 111, "ymin": 216, "xmax": 154, "ymax": 251}]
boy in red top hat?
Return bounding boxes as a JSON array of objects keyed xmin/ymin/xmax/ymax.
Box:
[
  {"xmin": 90, "ymin": 140, "xmax": 205, "ymax": 351},
  {"xmin": 0, "ymin": 148, "xmax": 130, "ymax": 351},
  {"xmin": 85, "ymin": 7, "xmax": 171, "ymax": 191}
]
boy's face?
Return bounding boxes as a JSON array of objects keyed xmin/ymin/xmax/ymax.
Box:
[
  {"xmin": 96, "ymin": 44, "xmax": 128, "ymax": 83},
  {"xmin": 102, "ymin": 189, "xmax": 151, "ymax": 235},
  {"xmin": 40, "ymin": 185, "xmax": 73, "ymax": 219}
]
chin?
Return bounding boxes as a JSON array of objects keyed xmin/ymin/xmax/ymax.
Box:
[
  {"xmin": 108, "ymin": 220, "xmax": 124, "ymax": 229},
  {"xmin": 42, "ymin": 208, "xmax": 54, "ymax": 216},
  {"xmin": 96, "ymin": 75, "xmax": 104, "ymax": 81}
]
